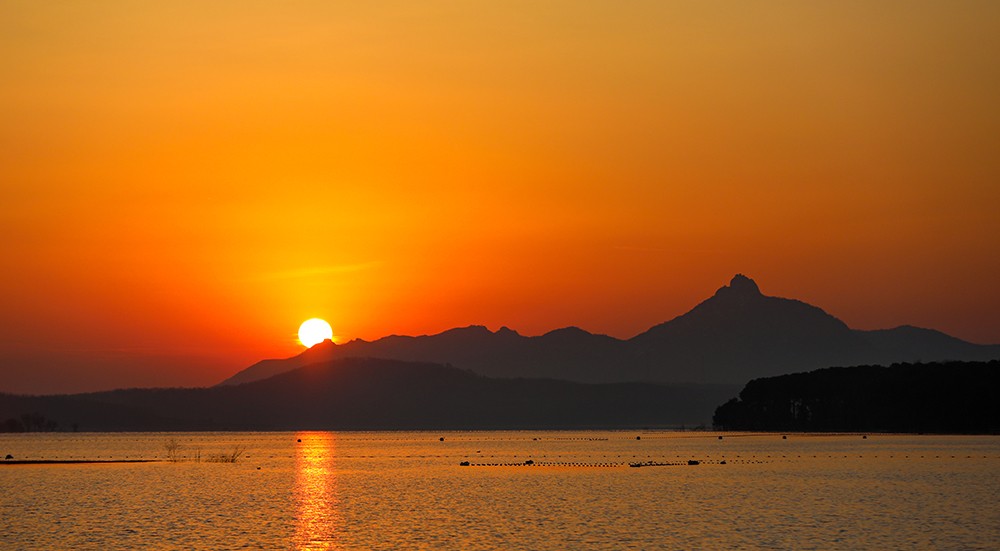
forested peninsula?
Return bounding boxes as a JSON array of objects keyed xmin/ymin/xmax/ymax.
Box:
[{"xmin": 713, "ymin": 360, "xmax": 1000, "ymax": 433}]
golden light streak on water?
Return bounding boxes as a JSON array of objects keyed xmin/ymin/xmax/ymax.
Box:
[{"xmin": 293, "ymin": 431, "xmax": 341, "ymax": 550}]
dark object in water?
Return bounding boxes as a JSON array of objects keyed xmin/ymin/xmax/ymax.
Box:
[
  {"xmin": 636, "ymin": 436, "xmax": 641, "ymax": 440},
  {"xmin": 439, "ymin": 437, "xmax": 445, "ymax": 442},
  {"xmin": 718, "ymin": 436, "xmax": 723, "ymax": 440},
  {"xmin": 459, "ymin": 461, "xmax": 470, "ymax": 466},
  {"xmin": 688, "ymin": 460, "xmax": 700, "ymax": 465},
  {"xmin": 720, "ymin": 460, "xmax": 727, "ymax": 465},
  {"xmin": 524, "ymin": 459, "xmax": 534, "ymax": 465},
  {"xmin": 297, "ymin": 439, "xmax": 301, "ymax": 443},
  {"xmin": 782, "ymin": 435, "xmax": 787, "ymax": 440},
  {"xmin": 4, "ymin": 454, "xmax": 12, "ymax": 460},
  {"xmin": 256, "ymin": 467, "xmax": 261, "ymax": 470},
  {"xmin": 863, "ymin": 435, "xmax": 868, "ymax": 439}
]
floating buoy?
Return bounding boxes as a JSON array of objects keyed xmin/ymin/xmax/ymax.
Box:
[
  {"xmin": 439, "ymin": 437, "xmax": 445, "ymax": 442},
  {"xmin": 4, "ymin": 454, "xmax": 12, "ymax": 460},
  {"xmin": 718, "ymin": 436, "xmax": 723, "ymax": 440},
  {"xmin": 297, "ymin": 439, "xmax": 301, "ymax": 443},
  {"xmin": 636, "ymin": 436, "xmax": 641, "ymax": 440},
  {"xmin": 862, "ymin": 435, "xmax": 868, "ymax": 439},
  {"xmin": 782, "ymin": 435, "xmax": 787, "ymax": 440},
  {"xmin": 720, "ymin": 460, "xmax": 727, "ymax": 465},
  {"xmin": 256, "ymin": 467, "xmax": 261, "ymax": 470}
]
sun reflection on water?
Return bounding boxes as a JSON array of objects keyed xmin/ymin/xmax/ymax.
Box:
[{"xmin": 293, "ymin": 431, "xmax": 341, "ymax": 550}]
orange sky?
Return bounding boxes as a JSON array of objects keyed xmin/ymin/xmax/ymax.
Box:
[{"xmin": 2, "ymin": 1, "xmax": 998, "ymax": 394}]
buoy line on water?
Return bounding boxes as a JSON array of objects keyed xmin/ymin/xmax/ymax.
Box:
[{"xmin": 457, "ymin": 458, "xmax": 749, "ymax": 468}]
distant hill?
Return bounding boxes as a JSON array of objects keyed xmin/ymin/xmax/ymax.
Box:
[
  {"xmin": 0, "ymin": 358, "xmax": 738, "ymax": 431},
  {"xmin": 854, "ymin": 325, "xmax": 1000, "ymax": 365},
  {"xmin": 222, "ymin": 325, "xmax": 635, "ymax": 387},
  {"xmin": 712, "ymin": 360, "xmax": 1000, "ymax": 433},
  {"xmin": 219, "ymin": 275, "xmax": 1000, "ymax": 387}
]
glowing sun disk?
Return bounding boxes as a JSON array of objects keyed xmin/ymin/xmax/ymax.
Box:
[{"xmin": 298, "ymin": 318, "xmax": 333, "ymax": 347}]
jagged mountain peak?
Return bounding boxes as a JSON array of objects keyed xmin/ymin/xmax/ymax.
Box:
[
  {"xmin": 714, "ymin": 273, "xmax": 762, "ymax": 299},
  {"xmin": 497, "ymin": 326, "xmax": 521, "ymax": 337}
]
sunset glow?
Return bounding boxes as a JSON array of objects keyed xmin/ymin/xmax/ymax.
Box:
[{"xmin": 1, "ymin": 1, "xmax": 998, "ymax": 394}]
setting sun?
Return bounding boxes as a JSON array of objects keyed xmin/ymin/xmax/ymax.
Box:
[{"xmin": 298, "ymin": 319, "xmax": 333, "ymax": 348}]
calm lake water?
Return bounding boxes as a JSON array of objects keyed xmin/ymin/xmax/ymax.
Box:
[{"xmin": 1, "ymin": 431, "xmax": 998, "ymax": 550}]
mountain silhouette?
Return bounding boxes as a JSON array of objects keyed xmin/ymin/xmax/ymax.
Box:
[
  {"xmin": 219, "ymin": 275, "xmax": 1000, "ymax": 387},
  {"xmin": 222, "ymin": 325, "xmax": 635, "ymax": 386},
  {"xmin": 628, "ymin": 274, "xmax": 874, "ymax": 383},
  {"xmin": 854, "ymin": 325, "xmax": 999, "ymax": 365},
  {"xmin": 1, "ymin": 358, "xmax": 737, "ymax": 431}
]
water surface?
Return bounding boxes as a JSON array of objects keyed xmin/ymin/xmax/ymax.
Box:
[{"xmin": 2, "ymin": 431, "xmax": 998, "ymax": 549}]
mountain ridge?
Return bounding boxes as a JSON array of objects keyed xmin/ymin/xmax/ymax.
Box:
[{"xmin": 219, "ymin": 275, "xmax": 1000, "ymax": 387}]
